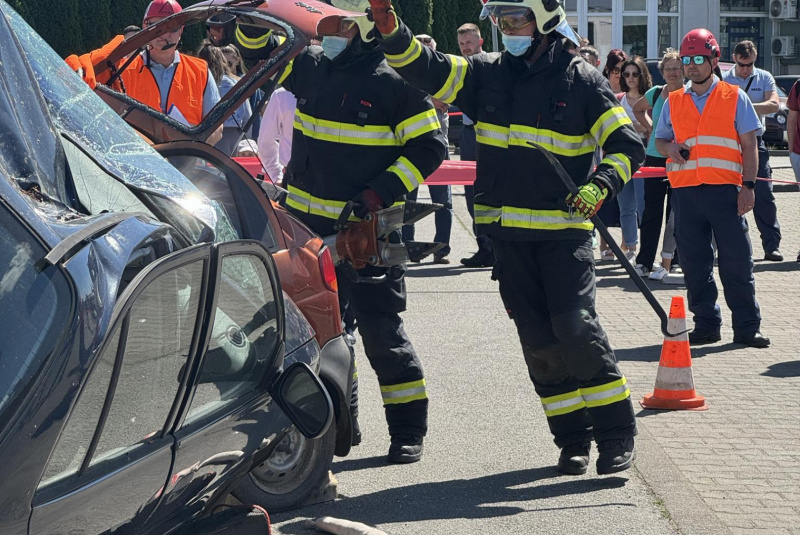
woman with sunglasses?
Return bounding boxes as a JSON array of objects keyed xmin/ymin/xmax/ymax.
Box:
[
  {"xmin": 602, "ymin": 49, "xmax": 627, "ymax": 94},
  {"xmin": 368, "ymin": 0, "xmax": 644, "ymax": 477},
  {"xmin": 632, "ymin": 49, "xmax": 685, "ymax": 282},
  {"xmin": 614, "ymin": 56, "xmax": 651, "ymax": 261}
]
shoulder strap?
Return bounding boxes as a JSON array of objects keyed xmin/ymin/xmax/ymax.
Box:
[
  {"xmin": 744, "ymin": 76, "xmax": 755, "ymax": 93},
  {"xmin": 652, "ymin": 85, "xmax": 663, "ymax": 104}
]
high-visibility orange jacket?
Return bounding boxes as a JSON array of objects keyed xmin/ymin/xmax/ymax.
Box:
[
  {"xmin": 666, "ymin": 81, "xmax": 743, "ymax": 188},
  {"xmin": 122, "ymin": 53, "xmax": 209, "ymax": 126}
]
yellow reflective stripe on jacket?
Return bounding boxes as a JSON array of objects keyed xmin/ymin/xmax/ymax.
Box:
[
  {"xmin": 395, "ymin": 109, "xmax": 440, "ymax": 143},
  {"xmin": 380, "ymin": 379, "xmax": 427, "ymax": 405},
  {"xmin": 541, "ymin": 389, "xmax": 586, "ymax": 417},
  {"xmin": 601, "ymin": 153, "xmax": 633, "ymax": 183},
  {"xmin": 475, "ymin": 204, "xmax": 593, "ymax": 230},
  {"xmin": 236, "ymin": 26, "xmax": 272, "ymax": 49},
  {"xmin": 590, "ymin": 106, "xmax": 632, "ymax": 147},
  {"xmin": 476, "ymin": 122, "xmax": 510, "ymax": 148},
  {"xmin": 277, "ymin": 59, "xmax": 293, "ymax": 85},
  {"xmin": 294, "ymin": 110, "xmax": 401, "ymax": 147},
  {"xmin": 388, "ymin": 156, "xmax": 424, "ymax": 192},
  {"xmin": 385, "ymin": 37, "xmax": 422, "ymax": 68},
  {"xmin": 285, "ymin": 185, "xmax": 360, "ymax": 221},
  {"xmin": 581, "ymin": 377, "xmax": 630, "ymax": 408},
  {"xmin": 509, "ymin": 125, "xmax": 596, "ymax": 157},
  {"xmin": 432, "ymin": 55, "xmax": 468, "ymax": 104}
]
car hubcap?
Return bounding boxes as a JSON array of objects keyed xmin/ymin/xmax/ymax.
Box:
[{"xmin": 249, "ymin": 428, "xmax": 318, "ymax": 495}]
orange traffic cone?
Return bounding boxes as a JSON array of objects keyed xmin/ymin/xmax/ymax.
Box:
[{"xmin": 640, "ymin": 296, "xmax": 708, "ymax": 411}]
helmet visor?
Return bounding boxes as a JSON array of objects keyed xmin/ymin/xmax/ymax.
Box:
[{"xmin": 482, "ymin": 6, "xmax": 535, "ymax": 33}]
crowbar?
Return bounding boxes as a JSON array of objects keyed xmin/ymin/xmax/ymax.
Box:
[{"xmin": 527, "ymin": 141, "xmax": 689, "ymax": 338}]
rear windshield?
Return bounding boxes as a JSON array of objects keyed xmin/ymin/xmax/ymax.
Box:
[{"xmin": 0, "ymin": 204, "xmax": 72, "ymax": 428}]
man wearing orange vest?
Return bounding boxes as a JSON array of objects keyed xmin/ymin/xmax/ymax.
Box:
[
  {"xmin": 66, "ymin": 0, "xmax": 222, "ymax": 144},
  {"xmin": 655, "ymin": 29, "xmax": 769, "ymax": 349}
]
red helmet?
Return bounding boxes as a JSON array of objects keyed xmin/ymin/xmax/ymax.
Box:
[
  {"xmin": 143, "ymin": 0, "xmax": 182, "ymax": 23},
  {"xmin": 680, "ymin": 28, "xmax": 720, "ymax": 58}
]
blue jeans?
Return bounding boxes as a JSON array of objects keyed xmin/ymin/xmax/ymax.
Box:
[
  {"xmin": 617, "ymin": 178, "xmax": 645, "ymax": 248},
  {"xmin": 402, "ymin": 185, "xmax": 453, "ymax": 256}
]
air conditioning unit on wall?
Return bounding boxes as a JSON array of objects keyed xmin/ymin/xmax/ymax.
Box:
[
  {"xmin": 769, "ymin": 0, "xmax": 798, "ymax": 19},
  {"xmin": 772, "ymin": 36, "xmax": 797, "ymax": 57}
]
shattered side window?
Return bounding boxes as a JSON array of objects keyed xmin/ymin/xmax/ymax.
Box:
[{"xmin": 1, "ymin": 5, "xmax": 220, "ymax": 237}]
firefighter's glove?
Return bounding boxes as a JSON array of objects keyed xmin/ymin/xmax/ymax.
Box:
[
  {"xmin": 65, "ymin": 53, "xmax": 98, "ymax": 89},
  {"xmin": 567, "ymin": 181, "xmax": 608, "ymax": 219},
  {"xmin": 352, "ymin": 188, "xmax": 385, "ymax": 219},
  {"xmin": 366, "ymin": 0, "xmax": 397, "ymax": 36}
]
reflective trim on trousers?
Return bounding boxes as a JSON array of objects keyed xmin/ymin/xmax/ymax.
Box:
[
  {"xmin": 541, "ymin": 389, "xmax": 586, "ymax": 417},
  {"xmin": 381, "ymin": 379, "xmax": 428, "ymax": 405},
  {"xmin": 581, "ymin": 377, "xmax": 631, "ymax": 408}
]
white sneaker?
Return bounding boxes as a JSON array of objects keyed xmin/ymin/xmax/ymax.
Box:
[
  {"xmin": 662, "ymin": 266, "xmax": 684, "ymax": 285},
  {"xmin": 600, "ymin": 249, "xmax": 614, "ymax": 262},
  {"xmin": 648, "ymin": 266, "xmax": 668, "ymax": 281},
  {"xmin": 624, "ymin": 250, "xmax": 636, "ymax": 262},
  {"xmin": 634, "ymin": 264, "xmax": 650, "ymax": 277}
]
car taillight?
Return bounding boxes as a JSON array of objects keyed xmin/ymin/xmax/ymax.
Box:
[{"xmin": 318, "ymin": 246, "xmax": 338, "ymax": 293}]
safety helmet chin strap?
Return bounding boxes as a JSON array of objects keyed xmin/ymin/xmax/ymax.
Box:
[{"xmin": 696, "ymin": 60, "xmax": 716, "ymax": 85}]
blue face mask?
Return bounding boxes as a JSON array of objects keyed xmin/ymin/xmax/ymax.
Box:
[
  {"xmin": 322, "ymin": 35, "xmax": 349, "ymax": 60},
  {"xmin": 502, "ymin": 34, "xmax": 532, "ymax": 57}
]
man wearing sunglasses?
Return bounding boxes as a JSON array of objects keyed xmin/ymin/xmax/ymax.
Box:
[
  {"xmin": 368, "ymin": 0, "xmax": 644, "ymax": 477},
  {"xmin": 721, "ymin": 41, "xmax": 784, "ymax": 263},
  {"xmin": 655, "ymin": 29, "xmax": 769, "ymax": 349}
]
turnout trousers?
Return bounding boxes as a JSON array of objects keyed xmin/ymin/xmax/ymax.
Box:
[
  {"xmin": 493, "ymin": 238, "xmax": 637, "ymax": 448},
  {"xmin": 337, "ymin": 263, "xmax": 428, "ymax": 438},
  {"xmin": 671, "ymin": 184, "xmax": 762, "ymax": 336}
]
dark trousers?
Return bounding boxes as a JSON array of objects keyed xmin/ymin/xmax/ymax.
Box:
[
  {"xmin": 493, "ymin": 239, "xmax": 636, "ymax": 448},
  {"xmin": 672, "ymin": 185, "xmax": 761, "ymax": 336},
  {"xmin": 336, "ymin": 264, "xmax": 427, "ymax": 437},
  {"xmin": 460, "ymin": 125, "xmax": 493, "ymax": 253},
  {"xmin": 636, "ymin": 155, "xmax": 678, "ymax": 269},
  {"xmin": 754, "ymin": 137, "xmax": 781, "ymax": 252},
  {"xmin": 402, "ymin": 185, "xmax": 453, "ymax": 256}
]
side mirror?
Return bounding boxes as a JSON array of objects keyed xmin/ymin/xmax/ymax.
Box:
[{"xmin": 271, "ymin": 362, "xmax": 333, "ymax": 439}]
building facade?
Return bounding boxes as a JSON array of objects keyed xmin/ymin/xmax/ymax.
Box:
[{"xmin": 564, "ymin": 0, "xmax": 800, "ymax": 75}]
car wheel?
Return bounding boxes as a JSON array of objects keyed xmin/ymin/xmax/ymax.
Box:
[{"xmin": 234, "ymin": 423, "xmax": 336, "ymax": 513}]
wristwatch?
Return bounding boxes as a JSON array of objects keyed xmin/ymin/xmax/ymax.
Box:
[{"xmin": 743, "ymin": 181, "xmax": 756, "ymax": 190}]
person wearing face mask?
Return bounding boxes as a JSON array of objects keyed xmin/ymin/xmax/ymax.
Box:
[
  {"xmin": 276, "ymin": 2, "xmax": 446, "ymax": 464},
  {"xmin": 367, "ymin": 0, "xmax": 644, "ymax": 476}
]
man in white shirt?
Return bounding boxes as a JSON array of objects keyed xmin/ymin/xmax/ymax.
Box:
[{"xmin": 257, "ymin": 87, "xmax": 296, "ymax": 183}]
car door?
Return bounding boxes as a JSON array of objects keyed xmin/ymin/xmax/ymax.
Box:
[
  {"xmin": 29, "ymin": 244, "xmax": 213, "ymax": 535},
  {"xmin": 140, "ymin": 240, "xmax": 288, "ymax": 534}
]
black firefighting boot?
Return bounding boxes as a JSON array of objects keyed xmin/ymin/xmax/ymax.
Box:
[
  {"xmin": 596, "ymin": 437, "xmax": 635, "ymax": 475},
  {"xmin": 557, "ymin": 443, "xmax": 591, "ymax": 475},
  {"xmin": 387, "ymin": 434, "xmax": 423, "ymax": 464}
]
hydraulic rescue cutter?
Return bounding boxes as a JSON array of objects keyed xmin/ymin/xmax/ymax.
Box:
[{"xmin": 324, "ymin": 201, "xmax": 444, "ymax": 283}]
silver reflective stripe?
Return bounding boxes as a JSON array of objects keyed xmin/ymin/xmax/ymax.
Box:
[
  {"xmin": 602, "ymin": 153, "xmax": 632, "ymax": 183},
  {"xmin": 295, "ymin": 115, "xmax": 397, "ymax": 142},
  {"xmin": 696, "ymin": 158, "xmax": 743, "ymax": 173},
  {"xmin": 397, "ymin": 113, "xmax": 439, "ymax": 142},
  {"xmin": 654, "ymin": 367, "xmax": 696, "ymax": 392},
  {"xmin": 381, "ymin": 384, "xmax": 426, "ymax": 400},
  {"xmin": 503, "ymin": 212, "xmax": 587, "ymax": 225},
  {"xmin": 391, "ymin": 158, "xmax": 424, "ymax": 190},
  {"xmin": 434, "ymin": 56, "xmax": 468, "ymax": 103},
  {"xmin": 476, "ymin": 126, "xmax": 510, "ymax": 144},
  {"xmin": 582, "ymin": 383, "xmax": 629, "ymax": 403},
  {"xmin": 697, "ymin": 135, "xmax": 741, "ymax": 151},
  {"xmin": 288, "ymin": 192, "xmax": 343, "ymax": 217},
  {"xmin": 475, "ymin": 207, "xmax": 502, "ymax": 219},
  {"xmin": 666, "ymin": 161, "xmax": 698, "ymax": 172},
  {"xmin": 385, "ymin": 39, "xmax": 422, "ymax": 68},
  {"xmin": 683, "ymin": 137, "xmax": 697, "ymax": 148},
  {"xmin": 543, "ymin": 395, "xmax": 584, "ymax": 412}
]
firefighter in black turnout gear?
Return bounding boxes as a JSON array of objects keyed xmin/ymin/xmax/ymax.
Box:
[
  {"xmin": 368, "ymin": 0, "xmax": 645, "ymax": 475},
  {"xmin": 227, "ymin": 6, "xmax": 446, "ymax": 463}
]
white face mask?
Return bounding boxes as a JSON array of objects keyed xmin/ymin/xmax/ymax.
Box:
[
  {"xmin": 322, "ymin": 35, "xmax": 349, "ymax": 60},
  {"xmin": 502, "ymin": 34, "xmax": 532, "ymax": 57}
]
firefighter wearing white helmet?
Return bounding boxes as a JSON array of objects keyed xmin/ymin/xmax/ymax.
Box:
[{"xmin": 367, "ymin": 0, "xmax": 644, "ymax": 476}]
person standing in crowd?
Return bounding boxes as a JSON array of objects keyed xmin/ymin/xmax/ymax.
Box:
[
  {"xmin": 368, "ymin": 0, "xmax": 643, "ymax": 475},
  {"xmin": 633, "ymin": 48, "xmax": 684, "ymax": 282},
  {"xmin": 579, "ymin": 45, "xmax": 600, "ymax": 68},
  {"xmin": 221, "ymin": 43, "xmax": 263, "ymax": 140},
  {"xmin": 655, "ymin": 29, "xmax": 769, "ymax": 348},
  {"xmin": 277, "ymin": 9, "xmax": 446, "ymax": 463},
  {"xmin": 401, "ymin": 34, "xmax": 452, "ymax": 265},
  {"xmin": 788, "ymin": 79, "xmax": 800, "ymax": 263},
  {"xmin": 722, "ymin": 40, "xmax": 784, "ymax": 262},
  {"xmin": 456, "ymin": 23, "xmax": 494, "ymax": 268},
  {"xmin": 65, "ymin": 0, "xmax": 222, "ymax": 145},
  {"xmin": 616, "ymin": 56, "xmax": 650, "ymax": 261},
  {"xmin": 257, "ymin": 86, "xmax": 296, "ymax": 184},
  {"xmin": 197, "ymin": 42, "xmax": 253, "ymax": 156},
  {"xmin": 603, "ymin": 49, "xmax": 627, "ymax": 93}
]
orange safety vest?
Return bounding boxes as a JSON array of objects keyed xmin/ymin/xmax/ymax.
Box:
[
  {"xmin": 666, "ymin": 81, "xmax": 743, "ymax": 189},
  {"xmin": 121, "ymin": 52, "xmax": 209, "ymax": 126}
]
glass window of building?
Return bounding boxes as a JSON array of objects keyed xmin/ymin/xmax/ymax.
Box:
[
  {"xmin": 721, "ymin": 0, "xmax": 765, "ymax": 11},
  {"xmin": 720, "ymin": 17, "xmax": 767, "ymax": 67},
  {"xmin": 623, "ymin": 16, "xmax": 647, "ymax": 57}
]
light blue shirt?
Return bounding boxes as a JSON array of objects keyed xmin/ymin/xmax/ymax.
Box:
[
  {"xmin": 462, "ymin": 112, "xmax": 474, "ymax": 126},
  {"xmin": 219, "ymin": 74, "xmax": 252, "ymax": 129},
  {"xmin": 722, "ymin": 67, "xmax": 778, "ymax": 135},
  {"xmin": 143, "ymin": 51, "xmax": 221, "ymax": 120},
  {"xmin": 655, "ymin": 76, "xmax": 761, "ymax": 142}
]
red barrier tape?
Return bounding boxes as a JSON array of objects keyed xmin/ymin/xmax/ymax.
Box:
[{"xmin": 234, "ymin": 157, "xmax": 798, "ymax": 187}]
